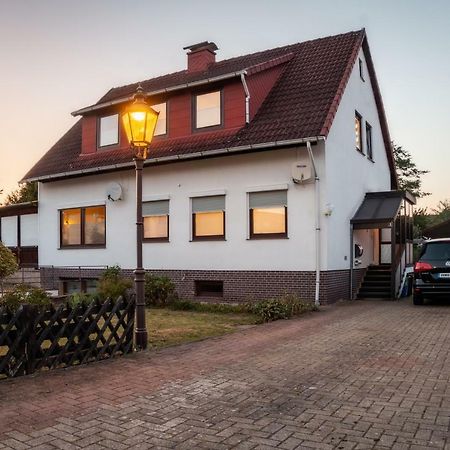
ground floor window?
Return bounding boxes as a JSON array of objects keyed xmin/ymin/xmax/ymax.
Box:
[
  {"xmin": 249, "ymin": 190, "xmax": 287, "ymax": 238},
  {"xmin": 192, "ymin": 195, "xmax": 225, "ymax": 240},
  {"xmin": 143, "ymin": 200, "xmax": 169, "ymax": 241},
  {"xmin": 60, "ymin": 205, "xmax": 106, "ymax": 247}
]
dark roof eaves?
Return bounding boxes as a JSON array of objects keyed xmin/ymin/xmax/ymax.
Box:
[{"xmin": 23, "ymin": 135, "xmax": 326, "ymax": 183}]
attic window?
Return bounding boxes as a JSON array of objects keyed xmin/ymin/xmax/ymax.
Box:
[
  {"xmin": 152, "ymin": 102, "xmax": 167, "ymax": 136},
  {"xmin": 98, "ymin": 114, "xmax": 119, "ymax": 147},
  {"xmin": 359, "ymin": 58, "xmax": 365, "ymax": 81},
  {"xmin": 194, "ymin": 91, "xmax": 222, "ymax": 129}
]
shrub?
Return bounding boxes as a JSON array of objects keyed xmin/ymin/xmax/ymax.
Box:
[
  {"xmin": 251, "ymin": 294, "xmax": 318, "ymax": 323},
  {"xmin": 281, "ymin": 293, "xmax": 319, "ymax": 316},
  {"xmin": 144, "ymin": 274, "xmax": 176, "ymax": 307},
  {"xmin": 252, "ymin": 298, "xmax": 290, "ymax": 322},
  {"xmin": 68, "ymin": 292, "xmax": 95, "ymax": 309},
  {"xmin": 97, "ymin": 265, "xmax": 132, "ymax": 300},
  {"xmin": 0, "ymin": 284, "xmax": 51, "ymax": 311},
  {"xmin": 0, "ymin": 243, "xmax": 18, "ymax": 282}
]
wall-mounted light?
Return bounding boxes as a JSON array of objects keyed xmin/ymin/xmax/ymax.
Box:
[{"xmin": 324, "ymin": 203, "xmax": 334, "ymax": 216}]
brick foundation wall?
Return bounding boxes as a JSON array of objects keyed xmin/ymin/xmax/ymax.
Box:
[{"xmin": 41, "ymin": 267, "xmax": 366, "ymax": 305}]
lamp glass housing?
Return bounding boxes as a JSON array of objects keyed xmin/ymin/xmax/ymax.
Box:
[{"xmin": 122, "ymin": 94, "xmax": 159, "ymax": 152}]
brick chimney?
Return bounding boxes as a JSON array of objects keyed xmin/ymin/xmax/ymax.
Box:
[{"xmin": 183, "ymin": 41, "xmax": 218, "ymax": 73}]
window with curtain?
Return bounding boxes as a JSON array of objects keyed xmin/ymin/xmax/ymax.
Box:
[
  {"xmin": 195, "ymin": 91, "xmax": 221, "ymax": 129},
  {"xmin": 143, "ymin": 200, "xmax": 169, "ymax": 241},
  {"xmin": 192, "ymin": 195, "xmax": 225, "ymax": 240},
  {"xmin": 60, "ymin": 205, "xmax": 106, "ymax": 247},
  {"xmin": 249, "ymin": 190, "xmax": 287, "ymax": 238}
]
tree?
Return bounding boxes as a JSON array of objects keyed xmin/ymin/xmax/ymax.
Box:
[
  {"xmin": 413, "ymin": 207, "xmax": 430, "ymax": 238},
  {"xmin": 393, "ymin": 143, "xmax": 430, "ymax": 198},
  {"xmin": 4, "ymin": 182, "xmax": 38, "ymax": 205},
  {"xmin": 430, "ymin": 200, "xmax": 450, "ymax": 225},
  {"xmin": 0, "ymin": 243, "xmax": 18, "ymax": 288}
]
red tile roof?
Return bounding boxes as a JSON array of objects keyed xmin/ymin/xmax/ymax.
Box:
[{"xmin": 23, "ymin": 29, "xmax": 397, "ymax": 188}]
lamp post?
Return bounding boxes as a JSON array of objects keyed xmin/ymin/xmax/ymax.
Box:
[{"xmin": 122, "ymin": 86, "xmax": 159, "ymax": 350}]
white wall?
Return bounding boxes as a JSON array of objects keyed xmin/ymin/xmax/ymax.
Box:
[
  {"xmin": 1, "ymin": 216, "xmax": 17, "ymax": 247},
  {"xmin": 20, "ymin": 214, "xmax": 38, "ymax": 246},
  {"xmin": 325, "ymin": 47, "xmax": 392, "ymax": 270},
  {"xmin": 38, "ymin": 146, "xmax": 328, "ymax": 272}
]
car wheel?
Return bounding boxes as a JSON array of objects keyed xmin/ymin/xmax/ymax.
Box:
[{"xmin": 413, "ymin": 294, "xmax": 424, "ymax": 305}]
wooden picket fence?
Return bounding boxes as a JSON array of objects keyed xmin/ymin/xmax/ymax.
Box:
[{"xmin": 0, "ymin": 296, "xmax": 135, "ymax": 379}]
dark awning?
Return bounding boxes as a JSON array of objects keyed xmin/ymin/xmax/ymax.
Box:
[{"xmin": 351, "ymin": 191, "xmax": 405, "ymax": 229}]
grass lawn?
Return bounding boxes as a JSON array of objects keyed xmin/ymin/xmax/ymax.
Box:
[{"xmin": 146, "ymin": 308, "xmax": 258, "ymax": 349}]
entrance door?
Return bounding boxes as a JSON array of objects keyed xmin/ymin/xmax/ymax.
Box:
[{"xmin": 380, "ymin": 228, "xmax": 391, "ymax": 264}]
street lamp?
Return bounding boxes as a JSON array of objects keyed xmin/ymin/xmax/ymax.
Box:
[{"xmin": 122, "ymin": 85, "xmax": 159, "ymax": 350}]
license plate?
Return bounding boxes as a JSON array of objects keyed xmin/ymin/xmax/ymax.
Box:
[{"xmin": 439, "ymin": 273, "xmax": 450, "ymax": 278}]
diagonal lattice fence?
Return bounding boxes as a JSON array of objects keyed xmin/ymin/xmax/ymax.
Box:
[{"xmin": 0, "ymin": 296, "xmax": 135, "ymax": 380}]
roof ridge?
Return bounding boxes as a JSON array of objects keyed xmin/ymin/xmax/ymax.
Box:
[{"xmin": 99, "ymin": 29, "xmax": 364, "ymax": 100}]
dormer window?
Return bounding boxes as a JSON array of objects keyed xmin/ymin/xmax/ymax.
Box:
[
  {"xmin": 152, "ymin": 102, "xmax": 167, "ymax": 136},
  {"xmin": 194, "ymin": 91, "xmax": 222, "ymax": 129},
  {"xmin": 98, "ymin": 114, "xmax": 119, "ymax": 147}
]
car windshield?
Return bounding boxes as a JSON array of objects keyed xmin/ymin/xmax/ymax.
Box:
[{"xmin": 421, "ymin": 242, "xmax": 450, "ymax": 260}]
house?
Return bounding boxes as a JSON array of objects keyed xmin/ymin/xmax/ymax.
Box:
[{"xmin": 18, "ymin": 29, "xmax": 415, "ymax": 304}]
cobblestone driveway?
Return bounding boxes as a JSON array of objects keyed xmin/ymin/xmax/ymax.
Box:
[{"xmin": 0, "ymin": 300, "xmax": 449, "ymax": 449}]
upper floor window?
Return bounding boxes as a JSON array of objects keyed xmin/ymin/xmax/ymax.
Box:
[
  {"xmin": 249, "ymin": 190, "xmax": 287, "ymax": 239},
  {"xmin": 192, "ymin": 195, "xmax": 225, "ymax": 240},
  {"xmin": 358, "ymin": 58, "xmax": 365, "ymax": 81},
  {"xmin": 152, "ymin": 102, "xmax": 167, "ymax": 136},
  {"xmin": 60, "ymin": 205, "xmax": 106, "ymax": 247},
  {"xmin": 98, "ymin": 114, "xmax": 119, "ymax": 147},
  {"xmin": 195, "ymin": 91, "xmax": 222, "ymax": 129},
  {"xmin": 143, "ymin": 200, "xmax": 169, "ymax": 241},
  {"xmin": 366, "ymin": 122, "xmax": 373, "ymax": 160},
  {"xmin": 355, "ymin": 111, "xmax": 363, "ymax": 153}
]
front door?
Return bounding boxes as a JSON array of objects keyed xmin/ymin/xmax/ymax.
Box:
[{"xmin": 380, "ymin": 228, "xmax": 391, "ymax": 264}]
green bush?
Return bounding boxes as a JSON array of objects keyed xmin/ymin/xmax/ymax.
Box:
[
  {"xmin": 97, "ymin": 265, "xmax": 132, "ymax": 300},
  {"xmin": 252, "ymin": 298, "xmax": 290, "ymax": 322},
  {"xmin": 0, "ymin": 243, "xmax": 18, "ymax": 281},
  {"xmin": 0, "ymin": 284, "xmax": 51, "ymax": 311},
  {"xmin": 68, "ymin": 292, "xmax": 95, "ymax": 309},
  {"xmin": 251, "ymin": 294, "xmax": 318, "ymax": 323},
  {"xmin": 281, "ymin": 293, "xmax": 319, "ymax": 316},
  {"xmin": 144, "ymin": 274, "xmax": 176, "ymax": 306}
]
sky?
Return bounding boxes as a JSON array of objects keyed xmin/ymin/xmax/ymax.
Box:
[{"xmin": 0, "ymin": 0, "xmax": 449, "ymax": 209}]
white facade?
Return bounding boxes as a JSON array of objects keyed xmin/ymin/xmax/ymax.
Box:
[
  {"xmin": 325, "ymin": 48, "xmax": 391, "ymax": 270},
  {"xmin": 37, "ymin": 48, "xmax": 392, "ymax": 276},
  {"xmin": 38, "ymin": 146, "xmax": 328, "ymax": 271}
]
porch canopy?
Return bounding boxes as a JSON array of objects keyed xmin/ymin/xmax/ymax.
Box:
[{"xmin": 351, "ymin": 191, "xmax": 415, "ymax": 229}]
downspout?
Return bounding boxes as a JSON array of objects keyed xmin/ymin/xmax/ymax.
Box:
[
  {"xmin": 306, "ymin": 141, "xmax": 321, "ymax": 307},
  {"xmin": 240, "ymin": 72, "xmax": 250, "ymax": 124},
  {"xmin": 350, "ymin": 223, "xmax": 354, "ymax": 300}
]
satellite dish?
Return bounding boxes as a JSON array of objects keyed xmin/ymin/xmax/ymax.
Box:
[{"xmin": 106, "ymin": 182, "xmax": 123, "ymax": 202}]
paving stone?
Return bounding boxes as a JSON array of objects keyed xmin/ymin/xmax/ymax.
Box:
[{"xmin": 0, "ymin": 300, "xmax": 449, "ymax": 449}]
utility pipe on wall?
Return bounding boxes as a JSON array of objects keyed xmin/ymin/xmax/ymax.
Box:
[
  {"xmin": 306, "ymin": 141, "xmax": 321, "ymax": 307},
  {"xmin": 240, "ymin": 72, "xmax": 250, "ymax": 124}
]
